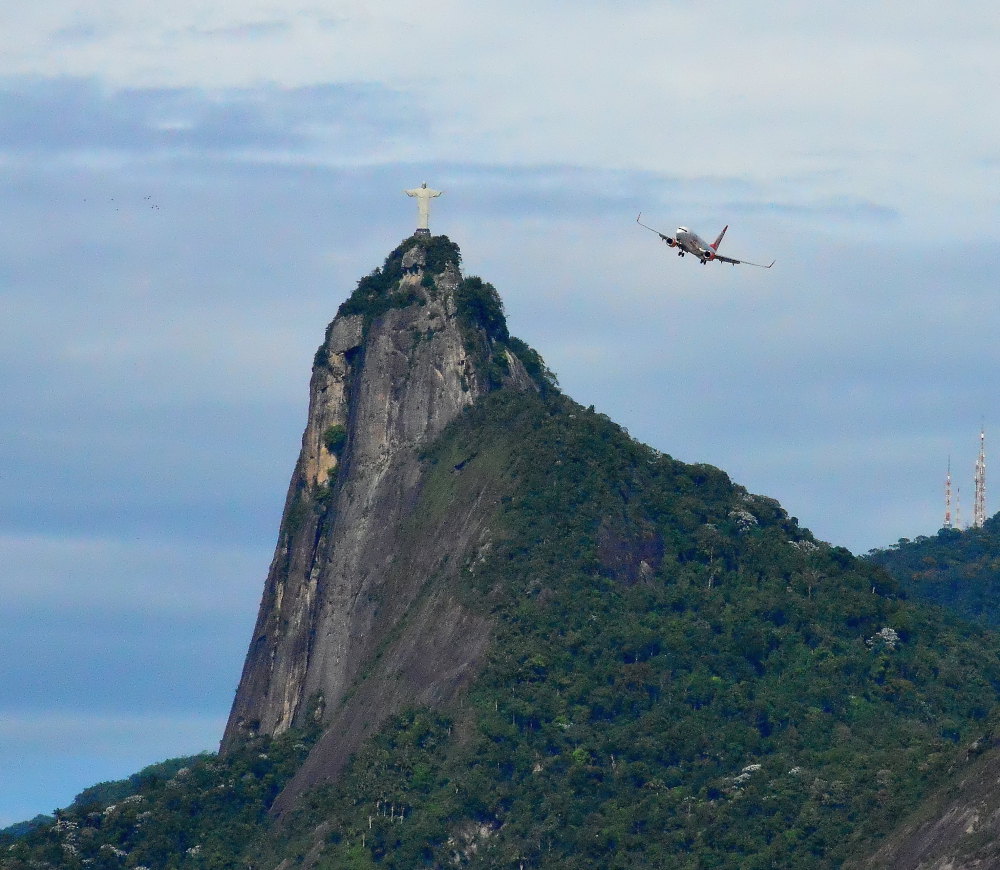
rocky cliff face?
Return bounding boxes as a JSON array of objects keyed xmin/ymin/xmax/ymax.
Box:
[
  {"xmin": 858, "ymin": 740, "xmax": 1000, "ymax": 869},
  {"xmin": 221, "ymin": 236, "xmax": 535, "ymax": 807}
]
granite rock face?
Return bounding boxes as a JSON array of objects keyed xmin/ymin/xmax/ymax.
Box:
[
  {"xmin": 859, "ymin": 742, "xmax": 1000, "ymax": 870},
  {"xmin": 221, "ymin": 237, "xmax": 534, "ymax": 809}
]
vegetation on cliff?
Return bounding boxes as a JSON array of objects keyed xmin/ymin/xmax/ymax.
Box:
[
  {"xmin": 324, "ymin": 236, "xmax": 556, "ymax": 394},
  {"xmin": 334, "ymin": 235, "xmax": 461, "ymax": 323},
  {"xmin": 867, "ymin": 515, "xmax": 1000, "ymax": 627}
]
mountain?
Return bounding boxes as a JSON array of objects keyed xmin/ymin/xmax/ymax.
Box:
[
  {"xmin": 6, "ymin": 236, "xmax": 1000, "ymax": 869},
  {"xmin": 867, "ymin": 517, "xmax": 1000, "ymax": 627}
]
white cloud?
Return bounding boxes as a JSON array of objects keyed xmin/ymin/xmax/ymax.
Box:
[{"xmin": 0, "ymin": 0, "xmax": 995, "ymax": 221}]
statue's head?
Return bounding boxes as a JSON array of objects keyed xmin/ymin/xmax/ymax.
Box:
[{"xmin": 421, "ymin": 182, "xmax": 427, "ymax": 188}]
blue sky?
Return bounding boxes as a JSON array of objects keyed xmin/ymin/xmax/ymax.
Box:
[{"xmin": 2, "ymin": 0, "xmax": 1000, "ymax": 826}]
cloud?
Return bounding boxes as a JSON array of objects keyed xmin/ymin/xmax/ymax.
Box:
[
  {"xmin": 0, "ymin": 77, "xmax": 419, "ymax": 160},
  {"xmin": 50, "ymin": 22, "xmax": 110, "ymax": 44},
  {"xmin": 0, "ymin": 2, "xmax": 994, "ymax": 211},
  {"xmin": 722, "ymin": 197, "xmax": 899, "ymax": 223},
  {"xmin": 0, "ymin": 533, "xmax": 262, "ymax": 731},
  {"xmin": 186, "ymin": 20, "xmax": 292, "ymax": 40}
]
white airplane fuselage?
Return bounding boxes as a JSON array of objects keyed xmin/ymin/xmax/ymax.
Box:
[
  {"xmin": 635, "ymin": 213, "xmax": 774, "ymax": 268},
  {"xmin": 672, "ymin": 227, "xmax": 722, "ymax": 262}
]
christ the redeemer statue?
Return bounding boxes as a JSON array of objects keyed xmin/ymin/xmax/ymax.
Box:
[{"xmin": 404, "ymin": 182, "xmax": 442, "ymax": 235}]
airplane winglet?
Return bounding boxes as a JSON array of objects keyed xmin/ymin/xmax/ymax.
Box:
[
  {"xmin": 731, "ymin": 257, "xmax": 775, "ymax": 268},
  {"xmin": 636, "ymin": 212, "xmax": 669, "ymax": 239}
]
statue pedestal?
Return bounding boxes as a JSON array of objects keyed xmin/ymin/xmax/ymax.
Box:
[{"xmin": 414, "ymin": 228, "xmax": 431, "ymax": 236}]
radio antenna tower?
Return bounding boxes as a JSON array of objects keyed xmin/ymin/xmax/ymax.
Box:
[
  {"xmin": 944, "ymin": 456, "xmax": 953, "ymax": 529},
  {"xmin": 956, "ymin": 487, "xmax": 963, "ymax": 531},
  {"xmin": 974, "ymin": 427, "xmax": 986, "ymax": 528}
]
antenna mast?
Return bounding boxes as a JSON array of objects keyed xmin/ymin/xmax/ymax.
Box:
[
  {"xmin": 974, "ymin": 427, "xmax": 986, "ymax": 528},
  {"xmin": 944, "ymin": 456, "xmax": 952, "ymax": 529},
  {"xmin": 956, "ymin": 487, "xmax": 963, "ymax": 531}
]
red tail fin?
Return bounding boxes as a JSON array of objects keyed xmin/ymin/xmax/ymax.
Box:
[{"xmin": 711, "ymin": 225, "xmax": 728, "ymax": 251}]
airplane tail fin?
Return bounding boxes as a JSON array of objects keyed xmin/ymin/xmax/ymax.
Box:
[{"xmin": 711, "ymin": 225, "xmax": 728, "ymax": 251}]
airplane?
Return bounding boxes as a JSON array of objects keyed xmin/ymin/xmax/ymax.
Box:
[{"xmin": 636, "ymin": 214, "xmax": 774, "ymax": 268}]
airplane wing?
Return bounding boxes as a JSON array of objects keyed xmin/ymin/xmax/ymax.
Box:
[
  {"xmin": 636, "ymin": 213, "xmax": 676, "ymax": 245},
  {"xmin": 713, "ymin": 253, "xmax": 775, "ymax": 268}
]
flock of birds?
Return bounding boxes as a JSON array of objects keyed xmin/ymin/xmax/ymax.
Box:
[{"xmin": 81, "ymin": 195, "xmax": 161, "ymax": 212}]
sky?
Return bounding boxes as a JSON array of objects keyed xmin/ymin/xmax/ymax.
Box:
[{"xmin": 2, "ymin": 0, "xmax": 999, "ymax": 827}]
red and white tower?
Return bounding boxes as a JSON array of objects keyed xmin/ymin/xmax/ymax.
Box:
[
  {"xmin": 974, "ymin": 427, "xmax": 986, "ymax": 529},
  {"xmin": 944, "ymin": 457, "xmax": 953, "ymax": 529}
]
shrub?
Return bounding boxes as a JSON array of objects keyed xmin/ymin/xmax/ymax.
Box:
[{"xmin": 323, "ymin": 424, "xmax": 348, "ymax": 457}]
